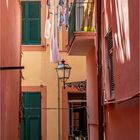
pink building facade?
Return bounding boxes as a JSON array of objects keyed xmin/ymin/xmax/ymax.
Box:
[
  {"xmin": 0, "ymin": 0, "xmax": 21, "ymax": 139},
  {"xmin": 67, "ymin": 0, "xmax": 139, "ymax": 140},
  {"xmin": 100, "ymin": 0, "xmax": 139, "ymax": 139}
]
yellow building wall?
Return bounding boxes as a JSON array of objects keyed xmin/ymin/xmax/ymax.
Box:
[
  {"xmin": 21, "ymin": 0, "xmax": 86, "ymax": 139},
  {"xmin": 22, "ymin": 50, "xmax": 86, "ymax": 140}
]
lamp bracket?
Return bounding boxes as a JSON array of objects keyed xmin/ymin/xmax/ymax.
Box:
[{"xmin": 65, "ymin": 81, "xmax": 86, "ymax": 92}]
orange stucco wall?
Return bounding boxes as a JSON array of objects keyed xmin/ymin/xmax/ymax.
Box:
[
  {"xmin": 21, "ymin": 0, "xmax": 87, "ymax": 138},
  {"xmin": 1, "ymin": 0, "xmax": 21, "ymax": 139}
]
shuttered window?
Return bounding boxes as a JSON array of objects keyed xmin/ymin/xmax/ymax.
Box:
[
  {"xmin": 22, "ymin": 1, "xmax": 41, "ymax": 45},
  {"xmin": 21, "ymin": 92, "xmax": 41, "ymax": 140},
  {"xmin": 106, "ymin": 31, "xmax": 115, "ymax": 98}
]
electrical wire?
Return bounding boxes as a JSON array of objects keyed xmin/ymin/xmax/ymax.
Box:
[{"xmin": 22, "ymin": 105, "xmax": 87, "ymax": 110}]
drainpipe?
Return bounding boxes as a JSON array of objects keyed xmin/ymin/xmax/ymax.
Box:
[{"xmin": 96, "ymin": 0, "xmax": 104, "ymax": 140}]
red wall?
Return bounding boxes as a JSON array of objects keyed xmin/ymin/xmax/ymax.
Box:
[
  {"xmin": 113, "ymin": 0, "xmax": 139, "ymax": 99},
  {"xmin": 101, "ymin": 0, "xmax": 139, "ymax": 140},
  {"xmin": 1, "ymin": 0, "xmax": 21, "ymax": 139},
  {"xmin": 86, "ymin": 48, "xmax": 99, "ymax": 140},
  {"xmin": 105, "ymin": 97, "xmax": 139, "ymax": 140},
  {"xmin": 102, "ymin": 0, "xmax": 139, "ymax": 99}
]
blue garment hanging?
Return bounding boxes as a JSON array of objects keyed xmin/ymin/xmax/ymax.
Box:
[
  {"xmin": 59, "ymin": 0, "xmax": 64, "ymax": 6},
  {"xmin": 64, "ymin": 8, "xmax": 69, "ymax": 29},
  {"xmin": 58, "ymin": 6, "xmax": 64, "ymax": 32}
]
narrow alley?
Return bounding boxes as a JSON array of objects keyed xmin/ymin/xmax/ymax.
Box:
[{"xmin": 0, "ymin": 0, "xmax": 139, "ymax": 140}]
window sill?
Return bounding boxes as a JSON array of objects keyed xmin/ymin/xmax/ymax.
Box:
[
  {"xmin": 22, "ymin": 45, "xmax": 46, "ymax": 51},
  {"xmin": 104, "ymin": 94, "xmax": 115, "ymax": 104}
]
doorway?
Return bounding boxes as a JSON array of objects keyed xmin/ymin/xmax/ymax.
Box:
[{"xmin": 68, "ymin": 93, "xmax": 87, "ymax": 139}]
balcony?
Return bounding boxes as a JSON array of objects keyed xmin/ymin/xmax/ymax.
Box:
[{"xmin": 68, "ymin": 0, "xmax": 96, "ymax": 56}]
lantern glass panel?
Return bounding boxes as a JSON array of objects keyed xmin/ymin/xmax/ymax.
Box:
[
  {"xmin": 65, "ymin": 68, "xmax": 71, "ymax": 79},
  {"xmin": 56, "ymin": 68, "xmax": 64, "ymax": 79}
]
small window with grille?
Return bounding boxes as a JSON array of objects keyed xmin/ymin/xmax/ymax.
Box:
[{"xmin": 105, "ymin": 31, "xmax": 115, "ymax": 100}]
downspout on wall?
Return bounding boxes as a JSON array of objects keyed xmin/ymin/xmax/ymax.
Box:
[{"xmin": 96, "ymin": 0, "xmax": 104, "ymax": 140}]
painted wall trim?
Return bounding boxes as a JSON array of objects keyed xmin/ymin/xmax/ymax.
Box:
[
  {"xmin": 22, "ymin": 45, "xmax": 47, "ymax": 51},
  {"xmin": 22, "ymin": 86, "xmax": 47, "ymax": 140}
]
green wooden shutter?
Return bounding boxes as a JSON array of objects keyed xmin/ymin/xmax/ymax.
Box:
[
  {"xmin": 21, "ymin": 92, "xmax": 41, "ymax": 140},
  {"xmin": 28, "ymin": 2, "xmax": 41, "ymax": 44},
  {"xmin": 22, "ymin": 1, "xmax": 41, "ymax": 45},
  {"xmin": 22, "ymin": 1, "xmax": 27, "ymax": 44}
]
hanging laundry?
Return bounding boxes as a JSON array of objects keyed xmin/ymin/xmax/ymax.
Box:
[
  {"xmin": 60, "ymin": 11, "xmax": 64, "ymax": 26},
  {"xmin": 50, "ymin": 1, "xmax": 60, "ymax": 63},
  {"xmin": 87, "ymin": 2, "xmax": 94, "ymax": 31},
  {"xmin": 44, "ymin": 19, "xmax": 51, "ymax": 39},
  {"xmin": 57, "ymin": 10, "xmax": 61, "ymax": 32},
  {"xmin": 44, "ymin": 5, "xmax": 51, "ymax": 39},
  {"xmin": 58, "ymin": 6, "xmax": 64, "ymax": 32},
  {"xmin": 47, "ymin": 0, "xmax": 50, "ymax": 7},
  {"xmin": 59, "ymin": 0, "xmax": 64, "ymax": 7},
  {"xmin": 81, "ymin": 0, "xmax": 95, "ymax": 31},
  {"xmin": 50, "ymin": 32, "xmax": 60, "ymax": 63},
  {"xmin": 81, "ymin": 2, "xmax": 90, "ymax": 31},
  {"xmin": 64, "ymin": 7, "xmax": 69, "ymax": 30}
]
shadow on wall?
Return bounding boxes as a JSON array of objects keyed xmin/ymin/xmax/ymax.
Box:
[
  {"xmin": 104, "ymin": 0, "xmax": 131, "ymax": 64},
  {"xmin": 113, "ymin": 0, "xmax": 130, "ymax": 64}
]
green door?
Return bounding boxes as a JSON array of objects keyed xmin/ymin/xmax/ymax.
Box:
[{"xmin": 21, "ymin": 92, "xmax": 41, "ymax": 140}]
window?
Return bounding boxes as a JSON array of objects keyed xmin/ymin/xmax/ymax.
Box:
[
  {"xmin": 22, "ymin": 1, "xmax": 41, "ymax": 45},
  {"xmin": 105, "ymin": 31, "xmax": 115, "ymax": 99}
]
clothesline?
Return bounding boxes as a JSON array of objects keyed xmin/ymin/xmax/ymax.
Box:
[
  {"xmin": 22, "ymin": 106, "xmax": 87, "ymax": 110},
  {"xmin": 45, "ymin": 0, "xmax": 95, "ymax": 63}
]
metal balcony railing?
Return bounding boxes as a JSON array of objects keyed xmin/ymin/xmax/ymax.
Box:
[{"xmin": 68, "ymin": 0, "xmax": 95, "ymax": 43}]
